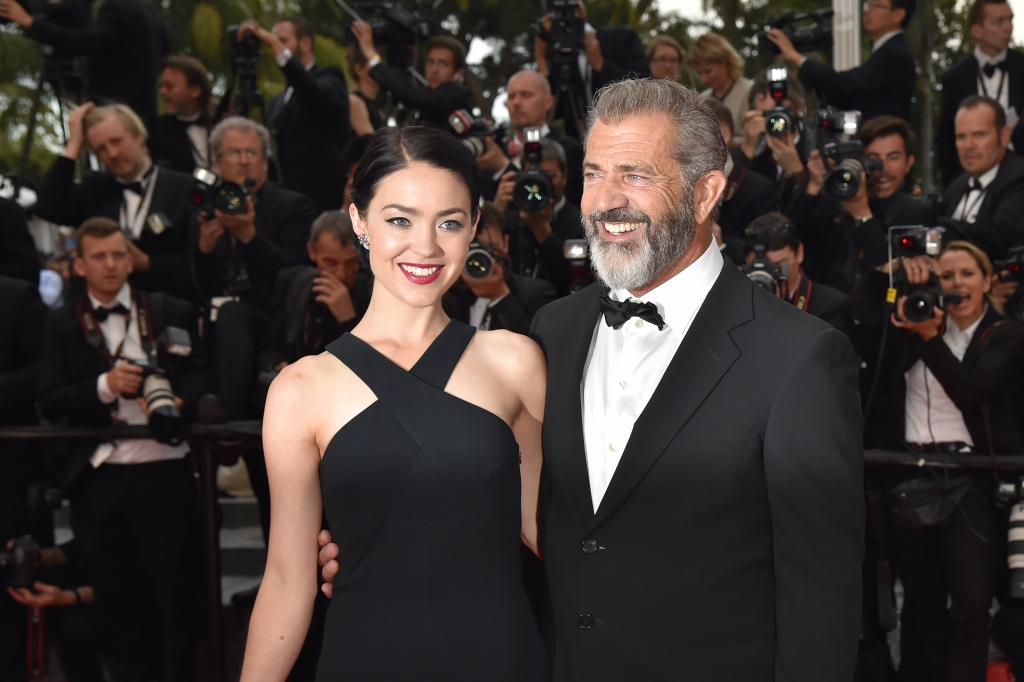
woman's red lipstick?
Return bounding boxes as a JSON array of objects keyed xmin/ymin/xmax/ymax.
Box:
[{"xmin": 398, "ymin": 262, "xmax": 444, "ymax": 285}]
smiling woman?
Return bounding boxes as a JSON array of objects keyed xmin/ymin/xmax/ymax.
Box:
[{"xmin": 241, "ymin": 125, "xmax": 550, "ymax": 682}]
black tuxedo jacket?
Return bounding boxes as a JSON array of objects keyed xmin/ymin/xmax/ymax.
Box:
[
  {"xmin": 443, "ymin": 275, "xmax": 557, "ymax": 335},
  {"xmin": 369, "ymin": 64, "xmax": 475, "ymax": 131},
  {"xmin": 187, "ymin": 182, "xmax": 316, "ymax": 312},
  {"xmin": 37, "ymin": 291, "xmax": 210, "ymax": 488},
  {"xmin": 938, "ymin": 49, "xmax": 1024, "ymax": 185},
  {"xmin": 34, "ymin": 157, "xmax": 195, "ymax": 294},
  {"xmin": 149, "ymin": 115, "xmax": 208, "ymax": 174},
  {"xmin": 798, "ymin": 32, "xmax": 916, "ymax": 122},
  {"xmin": 732, "ymin": 133, "xmax": 812, "ymax": 211},
  {"xmin": 0, "ymin": 197, "xmax": 40, "ymax": 285},
  {"xmin": 939, "ymin": 152, "xmax": 1024, "ymax": 261},
  {"xmin": 530, "ymin": 263, "xmax": 864, "ymax": 681},
  {"xmin": 547, "ymin": 129, "xmax": 584, "ymax": 206},
  {"xmin": 267, "ymin": 61, "xmax": 351, "ymax": 212},
  {"xmin": 24, "ymin": 0, "xmax": 169, "ymax": 127},
  {"xmin": 718, "ymin": 161, "xmax": 779, "ymax": 262}
]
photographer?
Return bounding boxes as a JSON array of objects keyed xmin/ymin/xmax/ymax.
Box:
[
  {"xmin": 33, "ymin": 103, "xmax": 194, "ymax": 295},
  {"xmin": 494, "ymin": 138, "xmax": 584, "ymax": 297},
  {"xmin": 789, "ymin": 115, "xmax": 937, "ymax": 292},
  {"xmin": 150, "ymin": 56, "xmax": 213, "ymax": 173},
  {"xmin": 0, "ymin": 0, "xmax": 169, "ymax": 128},
  {"xmin": 239, "ymin": 17, "xmax": 350, "ymax": 212},
  {"xmin": 648, "ymin": 35, "xmax": 685, "ymax": 83},
  {"xmin": 767, "ymin": 0, "xmax": 916, "ymax": 122},
  {"xmin": 258, "ymin": 211, "xmax": 369, "ymax": 374},
  {"xmin": 689, "ymin": 32, "xmax": 754, "ymax": 136},
  {"xmin": 346, "ymin": 46, "xmax": 386, "ymax": 137},
  {"xmin": 534, "ymin": 0, "xmax": 650, "ymax": 137},
  {"xmin": 443, "ymin": 202, "xmax": 557, "ymax": 334},
  {"xmin": 37, "ymin": 217, "xmax": 209, "ymax": 682},
  {"xmin": 351, "ymin": 22, "xmax": 474, "ymax": 131},
  {"xmin": 706, "ymin": 99, "xmax": 778, "ymax": 262},
  {"xmin": 939, "ymin": 95, "xmax": 1024, "ymax": 263},
  {"xmin": 186, "ymin": 116, "xmax": 315, "ymax": 422},
  {"xmin": 846, "ymin": 241, "xmax": 1024, "ymax": 682},
  {"xmin": 939, "ymin": 0, "xmax": 1024, "ymax": 185},
  {"xmin": 737, "ymin": 72, "xmax": 811, "ymax": 207}
]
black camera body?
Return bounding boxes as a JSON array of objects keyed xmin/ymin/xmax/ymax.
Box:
[
  {"xmin": 0, "ymin": 536, "xmax": 39, "ymax": 590},
  {"xmin": 902, "ymin": 287, "xmax": 962, "ymax": 323},
  {"xmin": 814, "ymin": 108, "xmax": 882, "ymax": 200},
  {"xmin": 994, "ymin": 246, "xmax": 1024, "ymax": 324},
  {"xmin": 448, "ymin": 109, "xmax": 508, "ymax": 159},
  {"xmin": 994, "ymin": 481, "xmax": 1024, "ymax": 598},
  {"xmin": 119, "ymin": 327, "xmax": 193, "ymax": 445},
  {"xmin": 532, "ymin": 0, "xmax": 587, "ymax": 86},
  {"xmin": 355, "ymin": 2, "xmax": 439, "ymax": 69},
  {"xmin": 887, "ymin": 226, "xmax": 960, "ymax": 323},
  {"xmin": 513, "ymin": 127, "xmax": 555, "ymax": 213},
  {"xmin": 764, "ymin": 68, "xmax": 798, "ymax": 139},
  {"xmin": 225, "ymin": 24, "xmax": 261, "ymax": 79},
  {"xmin": 759, "ymin": 8, "xmax": 834, "ymax": 60},
  {"xmin": 191, "ymin": 168, "xmax": 256, "ymax": 217},
  {"xmin": 741, "ymin": 244, "xmax": 789, "ymax": 296},
  {"xmin": 465, "ymin": 242, "xmax": 497, "ymax": 281}
]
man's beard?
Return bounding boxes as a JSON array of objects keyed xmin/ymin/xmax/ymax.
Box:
[{"xmin": 583, "ymin": 192, "xmax": 697, "ymax": 292}]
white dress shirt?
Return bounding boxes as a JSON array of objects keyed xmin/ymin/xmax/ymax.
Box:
[
  {"xmin": 975, "ymin": 46, "xmax": 1017, "ymax": 126},
  {"xmin": 903, "ymin": 309, "xmax": 986, "ymax": 446},
  {"xmin": 178, "ymin": 111, "xmax": 210, "ymax": 168},
  {"xmin": 581, "ymin": 239, "xmax": 724, "ymax": 511},
  {"xmin": 92, "ymin": 283, "xmax": 189, "ymax": 466},
  {"xmin": 951, "ymin": 163, "xmax": 999, "ymax": 223},
  {"xmin": 119, "ymin": 163, "xmax": 158, "ymax": 239}
]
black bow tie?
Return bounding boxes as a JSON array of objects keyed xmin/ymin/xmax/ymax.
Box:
[
  {"xmin": 93, "ymin": 303, "xmax": 129, "ymax": 322},
  {"xmin": 967, "ymin": 177, "xmax": 983, "ymax": 192},
  {"xmin": 122, "ymin": 181, "xmax": 144, "ymax": 196},
  {"xmin": 983, "ymin": 60, "xmax": 1005, "ymax": 78},
  {"xmin": 598, "ymin": 291, "xmax": 666, "ymax": 331}
]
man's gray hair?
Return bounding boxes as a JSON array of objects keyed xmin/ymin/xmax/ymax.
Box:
[
  {"xmin": 539, "ymin": 138, "xmax": 567, "ymax": 173},
  {"xmin": 210, "ymin": 116, "xmax": 273, "ymax": 160},
  {"xmin": 309, "ymin": 210, "xmax": 355, "ymax": 248},
  {"xmin": 586, "ymin": 79, "xmax": 727, "ymax": 187}
]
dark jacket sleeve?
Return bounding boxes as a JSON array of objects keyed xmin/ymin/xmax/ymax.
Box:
[
  {"xmin": 594, "ymin": 28, "xmax": 650, "ymax": 84},
  {"xmin": 916, "ymin": 320, "xmax": 1024, "ymax": 414},
  {"xmin": 237, "ymin": 189, "xmax": 316, "ymax": 286},
  {"xmin": 0, "ymin": 288, "xmax": 47, "ymax": 415},
  {"xmin": 37, "ymin": 311, "xmax": 108, "ymax": 423},
  {"xmin": 798, "ymin": 44, "xmax": 910, "ymax": 109},
  {"xmin": 280, "ymin": 60, "xmax": 350, "ymax": 118},
  {"xmin": 0, "ymin": 199, "xmax": 41, "ymax": 284},
  {"xmin": 488, "ymin": 295, "xmax": 531, "ymax": 335},
  {"xmin": 763, "ymin": 327, "xmax": 864, "ymax": 681},
  {"xmin": 24, "ymin": 0, "xmax": 120, "ymax": 56},
  {"xmin": 33, "ymin": 156, "xmax": 93, "ymax": 228},
  {"xmin": 369, "ymin": 64, "xmax": 470, "ymax": 122},
  {"xmin": 257, "ymin": 306, "xmax": 289, "ymax": 371}
]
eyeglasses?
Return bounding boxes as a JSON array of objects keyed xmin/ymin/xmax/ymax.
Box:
[
  {"xmin": 220, "ymin": 149, "xmax": 262, "ymax": 160},
  {"xmin": 862, "ymin": 2, "xmax": 894, "ymax": 10},
  {"xmin": 650, "ymin": 57, "xmax": 681, "ymax": 65}
]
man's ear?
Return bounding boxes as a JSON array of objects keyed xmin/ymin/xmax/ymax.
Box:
[
  {"xmin": 307, "ymin": 241, "xmax": 317, "ymax": 263},
  {"xmin": 73, "ymin": 257, "xmax": 85, "ymax": 279},
  {"xmin": 694, "ymin": 171, "xmax": 728, "ymax": 225}
]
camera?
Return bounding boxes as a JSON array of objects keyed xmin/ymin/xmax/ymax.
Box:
[
  {"xmin": 532, "ymin": 0, "xmax": 587, "ymax": 85},
  {"xmin": 994, "ymin": 480, "xmax": 1024, "ymax": 598},
  {"xmin": 512, "ymin": 127, "xmax": 555, "ymax": 213},
  {"xmin": 564, "ymin": 238, "xmax": 593, "ymax": 294},
  {"xmin": 814, "ymin": 108, "xmax": 883, "ymax": 200},
  {"xmin": 902, "ymin": 287, "xmax": 962, "ymax": 323},
  {"xmin": 892, "ymin": 226, "xmax": 944, "ymax": 259},
  {"xmin": 759, "ymin": 8, "xmax": 834, "ymax": 61},
  {"xmin": 741, "ymin": 244, "xmax": 789, "ymax": 296},
  {"xmin": 0, "ymin": 537, "xmax": 39, "ymax": 590},
  {"xmin": 887, "ymin": 227, "xmax": 960, "ymax": 322},
  {"xmin": 119, "ymin": 327, "xmax": 193, "ymax": 445},
  {"xmin": 448, "ymin": 109, "xmax": 508, "ymax": 158},
  {"xmin": 465, "ymin": 242, "xmax": 498, "ymax": 280},
  {"xmin": 994, "ymin": 246, "xmax": 1024, "ymax": 325},
  {"xmin": 764, "ymin": 68, "xmax": 799, "ymax": 139},
  {"xmin": 226, "ymin": 24, "xmax": 262, "ymax": 79},
  {"xmin": 191, "ymin": 168, "xmax": 256, "ymax": 217},
  {"xmin": 355, "ymin": 2, "xmax": 439, "ymax": 69}
]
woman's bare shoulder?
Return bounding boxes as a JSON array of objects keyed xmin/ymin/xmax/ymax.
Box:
[{"xmin": 472, "ymin": 330, "xmax": 547, "ymax": 386}]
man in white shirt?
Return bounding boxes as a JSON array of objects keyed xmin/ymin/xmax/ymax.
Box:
[{"xmin": 37, "ymin": 218, "xmax": 210, "ymax": 682}]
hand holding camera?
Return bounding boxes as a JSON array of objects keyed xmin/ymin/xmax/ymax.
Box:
[
  {"xmin": 236, "ymin": 20, "xmax": 285, "ymax": 56},
  {"xmin": 351, "ymin": 21, "xmax": 378, "ymax": 63},
  {"xmin": 106, "ymin": 361, "xmax": 144, "ymax": 397},
  {"xmin": 891, "ymin": 295, "xmax": 944, "ymax": 340},
  {"xmin": 217, "ymin": 196, "xmax": 257, "ymax": 244},
  {"xmin": 0, "ymin": 0, "xmax": 33, "ymax": 28},
  {"xmin": 764, "ymin": 133, "xmax": 804, "ymax": 176},
  {"xmin": 741, "ymin": 109, "xmax": 767, "ymax": 160},
  {"xmin": 312, "ymin": 273, "xmax": 357, "ymax": 324},
  {"xmin": 494, "ymin": 171, "xmax": 516, "ymax": 212}
]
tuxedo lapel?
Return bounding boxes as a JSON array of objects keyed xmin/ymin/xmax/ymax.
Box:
[
  {"xmin": 590, "ymin": 263, "xmax": 754, "ymax": 530},
  {"xmin": 1008, "ymin": 50, "xmax": 1024, "ymax": 111},
  {"xmin": 944, "ymin": 173, "xmax": 971, "ymax": 213}
]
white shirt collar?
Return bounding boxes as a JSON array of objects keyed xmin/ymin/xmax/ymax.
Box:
[
  {"xmin": 120, "ymin": 160, "xmax": 155, "ymax": 186},
  {"xmin": 176, "ymin": 111, "xmax": 202, "ymax": 123},
  {"xmin": 948, "ymin": 304, "xmax": 987, "ymax": 337},
  {"xmin": 88, "ymin": 281, "xmax": 132, "ymax": 312},
  {"xmin": 610, "ymin": 237, "xmax": 724, "ymax": 333},
  {"xmin": 975, "ymin": 45, "xmax": 1008, "ymax": 67},
  {"xmin": 872, "ymin": 29, "xmax": 903, "ymax": 53},
  {"xmin": 973, "ymin": 162, "xmax": 1000, "ymax": 188}
]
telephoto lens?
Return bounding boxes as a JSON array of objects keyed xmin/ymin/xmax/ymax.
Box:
[
  {"xmin": 512, "ymin": 170, "xmax": 554, "ymax": 212},
  {"xmin": 461, "ymin": 137, "xmax": 487, "ymax": 158},
  {"xmin": 1009, "ymin": 503, "xmax": 1024, "ymax": 598},
  {"xmin": 766, "ymin": 109, "xmax": 793, "ymax": 138},
  {"xmin": 143, "ymin": 374, "xmax": 185, "ymax": 445},
  {"xmin": 464, "ymin": 244, "xmax": 495, "ymax": 280},
  {"xmin": 904, "ymin": 288, "xmax": 962, "ymax": 323},
  {"xmin": 214, "ymin": 178, "xmax": 255, "ymax": 215},
  {"xmin": 824, "ymin": 159, "xmax": 865, "ymax": 200}
]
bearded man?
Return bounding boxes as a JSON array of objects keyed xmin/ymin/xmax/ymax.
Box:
[{"xmin": 319, "ymin": 79, "xmax": 864, "ymax": 681}]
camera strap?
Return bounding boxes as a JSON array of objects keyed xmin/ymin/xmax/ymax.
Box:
[
  {"xmin": 77, "ymin": 288, "xmax": 156, "ymax": 367},
  {"xmin": 791, "ymin": 275, "xmax": 813, "ymax": 312},
  {"xmin": 118, "ymin": 165, "xmax": 159, "ymax": 240},
  {"xmin": 976, "ymin": 66, "xmax": 1007, "ymax": 104}
]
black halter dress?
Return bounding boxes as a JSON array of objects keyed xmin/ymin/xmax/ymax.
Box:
[{"xmin": 315, "ymin": 321, "xmax": 549, "ymax": 681}]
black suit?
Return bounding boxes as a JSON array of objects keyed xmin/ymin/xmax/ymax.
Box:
[
  {"xmin": 149, "ymin": 115, "xmax": 208, "ymax": 174},
  {"xmin": 506, "ymin": 201, "xmax": 585, "ymax": 297},
  {"xmin": 34, "ymin": 157, "xmax": 194, "ymax": 294},
  {"xmin": 798, "ymin": 32, "xmax": 916, "ymax": 122},
  {"xmin": 718, "ymin": 161, "xmax": 779, "ymax": 263},
  {"xmin": 443, "ymin": 275, "xmax": 557, "ymax": 335},
  {"xmin": 24, "ymin": 0, "xmax": 169, "ymax": 127},
  {"xmin": 267, "ymin": 61, "xmax": 351, "ymax": 212},
  {"xmin": 368, "ymin": 64, "xmax": 474, "ymax": 131},
  {"xmin": 37, "ymin": 290, "xmax": 208, "ymax": 682},
  {"xmin": 530, "ymin": 263, "xmax": 864, "ymax": 681},
  {"xmin": 0, "ymin": 197, "xmax": 40, "ymax": 285},
  {"xmin": 938, "ymin": 49, "xmax": 1024, "ymax": 185},
  {"xmin": 732, "ymin": 132, "xmax": 812, "ymax": 211},
  {"xmin": 939, "ymin": 152, "xmax": 1024, "ymax": 261},
  {"xmin": 547, "ymin": 129, "xmax": 584, "ymax": 207}
]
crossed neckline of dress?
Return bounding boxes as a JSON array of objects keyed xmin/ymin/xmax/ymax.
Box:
[{"xmin": 322, "ymin": 322, "xmax": 517, "ymax": 457}]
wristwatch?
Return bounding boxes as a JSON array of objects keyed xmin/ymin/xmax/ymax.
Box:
[{"xmin": 854, "ymin": 215, "xmax": 874, "ymax": 225}]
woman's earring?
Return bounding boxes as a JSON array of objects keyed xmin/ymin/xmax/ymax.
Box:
[{"xmin": 357, "ymin": 233, "xmax": 369, "ymax": 250}]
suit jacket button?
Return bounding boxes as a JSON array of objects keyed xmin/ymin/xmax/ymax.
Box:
[
  {"xmin": 582, "ymin": 539, "xmax": 598, "ymax": 554},
  {"xmin": 578, "ymin": 614, "xmax": 594, "ymax": 629}
]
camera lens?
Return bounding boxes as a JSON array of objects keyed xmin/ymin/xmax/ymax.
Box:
[
  {"xmin": 824, "ymin": 159, "xmax": 863, "ymax": 200},
  {"xmin": 461, "ymin": 137, "xmax": 486, "ymax": 158},
  {"xmin": 143, "ymin": 374, "xmax": 185, "ymax": 445},
  {"xmin": 215, "ymin": 182, "xmax": 249, "ymax": 215},
  {"xmin": 904, "ymin": 290, "xmax": 938, "ymax": 323},
  {"xmin": 513, "ymin": 170, "xmax": 554, "ymax": 213},
  {"xmin": 766, "ymin": 111, "xmax": 791, "ymax": 138},
  {"xmin": 746, "ymin": 270, "xmax": 780, "ymax": 295},
  {"xmin": 465, "ymin": 247, "xmax": 494, "ymax": 280}
]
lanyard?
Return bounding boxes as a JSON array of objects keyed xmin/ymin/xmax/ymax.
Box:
[
  {"xmin": 959, "ymin": 183, "xmax": 988, "ymax": 222},
  {"xmin": 78, "ymin": 289, "xmax": 155, "ymax": 367},
  {"xmin": 119, "ymin": 166, "xmax": 158, "ymax": 239},
  {"xmin": 977, "ymin": 66, "xmax": 1007, "ymax": 102}
]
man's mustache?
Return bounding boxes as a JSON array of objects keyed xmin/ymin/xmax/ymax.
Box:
[{"xmin": 586, "ymin": 208, "xmax": 652, "ymax": 230}]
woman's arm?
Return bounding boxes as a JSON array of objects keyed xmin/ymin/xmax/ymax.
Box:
[
  {"xmin": 349, "ymin": 94, "xmax": 374, "ymax": 136},
  {"xmin": 507, "ymin": 336, "xmax": 548, "ymax": 557},
  {"xmin": 241, "ymin": 363, "xmax": 325, "ymax": 682}
]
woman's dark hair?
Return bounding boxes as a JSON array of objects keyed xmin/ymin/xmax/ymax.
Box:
[{"xmin": 350, "ymin": 127, "xmax": 482, "ymax": 222}]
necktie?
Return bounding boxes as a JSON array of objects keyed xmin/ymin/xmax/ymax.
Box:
[
  {"xmin": 94, "ymin": 303, "xmax": 129, "ymax": 322},
  {"xmin": 983, "ymin": 60, "xmax": 1005, "ymax": 78},
  {"xmin": 598, "ymin": 291, "xmax": 666, "ymax": 331}
]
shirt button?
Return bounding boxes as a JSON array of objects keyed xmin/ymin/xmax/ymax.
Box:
[
  {"xmin": 619, "ymin": 380, "xmax": 627, "ymax": 390},
  {"xmin": 608, "ymin": 443, "xmax": 616, "ymax": 452},
  {"xmin": 582, "ymin": 539, "xmax": 598, "ymax": 554},
  {"xmin": 578, "ymin": 614, "xmax": 594, "ymax": 629},
  {"xmin": 635, "ymin": 319, "xmax": 643, "ymax": 328}
]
